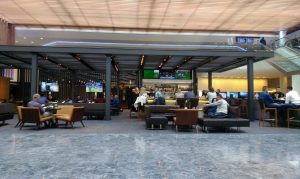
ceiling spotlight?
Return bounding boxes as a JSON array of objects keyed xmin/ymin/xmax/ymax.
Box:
[
  {"xmin": 23, "ymin": 37, "xmax": 27, "ymax": 39},
  {"xmin": 40, "ymin": 37, "xmax": 44, "ymax": 40},
  {"xmin": 15, "ymin": 41, "xmax": 19, "ymax": 43},
  {"xmin": 31, "ymin": 41, "xmax": 34, "ymax": 44}
]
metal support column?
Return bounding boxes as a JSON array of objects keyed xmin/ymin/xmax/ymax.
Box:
[
  {"xmin": 30, "ymin": 53, "xmax": 38, "ymax": 98},
  {"xmin": 105, "ymin": 55, "xmax": 112, "ymax": 120},
  {"xmin": 116, "ymin": 73, "xmax": 120, "ymax": 98},
  {"xmin": 138, "ymin": 70, "xmax": 143, "ymax": 88},
  {"xmin": 71, "ymin": 71, "xmax": 76, "ymax": 99},
  {"xmin": 192, "ymin": 68, "xmax": 198, "ymax": 95},
  {"xmin": 247, "ymin": 57, "xmax": 255, "ymax": 121},
  {"xmin": 136, "ymin": 71, "xmax": 139, "ymax": 87},
  {"xmin": 208, "ymin": 71, "xmax": 212, "ymax": 90}
]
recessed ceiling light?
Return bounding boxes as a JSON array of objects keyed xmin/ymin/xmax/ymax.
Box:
[
  {"xmin": 31, "ymin": 41, "xmax": 34, "ymax": 44},
  {"xmin": 23, "ymin": 37, "xmax": 27, "ymax": 39},
  {"xmin": 40, "ymin": 37, "xmax": 44, "ymax": 40},
  {"xmin": 15, "ymin": 41, "xmax": 19, "ymax": 43}
]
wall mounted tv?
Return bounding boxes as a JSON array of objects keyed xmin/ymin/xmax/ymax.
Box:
[
  {"xmin": 175, "ymin": 70, "xmax": 191, "ymax": 80},
  {"xmin": 41, "ymin": 82, "xmax": 59, "ymax": 92},
  {"xmin": 159, "ymin": 70, "xmax": 175, "ymax": 79},
  {"xmin": 86, "ymin": 82, "xmax": 103, "ymax": 93},
  {"xmin": 143, "ymin": 69, "xmax": 160, "ymax": 79}
]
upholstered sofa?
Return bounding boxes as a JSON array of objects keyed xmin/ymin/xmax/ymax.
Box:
[
  {"xmin": 198, "ymin": 106, "xmax": 250, "ymax": 132},
  {"xmin": 58, "ymin": 103, "xmax": 105, "ymax": 119},
  {"xmin": 144, "ymin": 105, "xmax": 179, "ymax": 129},
  {"xmin": 0, "ymin": 103, "xmax": 15, "ymax": 124}
]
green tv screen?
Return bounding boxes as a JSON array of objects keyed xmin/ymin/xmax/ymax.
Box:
[
  {"xmin": 175, "ymin": 70, "xmax": 191, "ymax": 79},
  {"xmin": 144, "ymin": 70, "xmax": 159, "ymax": 79}
]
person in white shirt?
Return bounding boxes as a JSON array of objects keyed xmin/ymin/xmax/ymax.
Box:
[
  {"xmin": 285, "ymin": 86, "xmax": 300, "ymax": 105},
  {"xmin": 175, "ymin": 89, "xmax": 184, "ymax": 99},
  {"xmin": 204, "ymin": 94, "xmax": 229, "ymax": 117},
  {"xmin": 134, "ymin": 93, "xmax": 148, "ymax": 110},
  {"xmin": 206, "ymin": 87, "xmax": 217, "ymax": 103}
]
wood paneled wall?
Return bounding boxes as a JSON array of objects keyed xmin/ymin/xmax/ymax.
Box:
[
  {"xmin": 0, "ymin": 77, "xmax": 10, "ymax": 101},
  {"xmin": 0, "ymin": 18, "xmax": 15, "ymax": 45}
]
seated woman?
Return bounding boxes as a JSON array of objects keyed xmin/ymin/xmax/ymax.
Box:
[{"xmin": 204, "ymin": 94, "xmax": 229, "ymax": 118}]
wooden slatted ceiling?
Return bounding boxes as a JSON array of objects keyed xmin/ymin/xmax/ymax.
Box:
[{"xmin": 0, "ymin": 0, "xmax": 300, "ymax": 33}]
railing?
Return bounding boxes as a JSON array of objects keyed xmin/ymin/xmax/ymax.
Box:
[{"xmin": 270, "ymin": 37, "xmax": 300, "ymax": 50}]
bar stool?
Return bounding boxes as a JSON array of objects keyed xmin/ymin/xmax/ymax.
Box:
[
  {"xmin": 287, "ymin": 108, "xmax": 300, "ymax": 128},
  {"xmin": 258, "ymin": 99, "xmax": 278, "ymax": 127}
]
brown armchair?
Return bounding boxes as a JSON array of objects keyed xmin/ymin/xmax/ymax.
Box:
[
  {"xmin": 173, "ymin": 109, "xmax": 199, "ymax": 132},
  {"xmin": 20, "ymin": 107, "xmax": 53, "ymax": 130},
  {"xmin": 15, "ymin": 106, "xmax": 23, "ymax": 127},
  {"xmin": 56, "ymin": 107, "xmax": 85, "ymax": 128}
]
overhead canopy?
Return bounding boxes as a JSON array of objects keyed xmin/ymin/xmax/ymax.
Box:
[{"xmin": 0, "ymin": 45, "xmax": 274, "ymax": 82}]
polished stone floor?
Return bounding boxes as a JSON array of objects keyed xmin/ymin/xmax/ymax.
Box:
[{"xmin": 1, "ymin": 111, "xmax": 300, "ymax": 178}]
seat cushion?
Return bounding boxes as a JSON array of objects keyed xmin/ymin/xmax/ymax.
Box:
[
  {"xmin": 200, "ymin": 118, "xmax": 250, "ymax": 127},
  {"xmin": 40, "ymin": 116, "xmax": 53, "ymax": 122}
]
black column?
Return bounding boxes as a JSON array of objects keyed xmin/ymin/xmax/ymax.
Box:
[
  {"xmin": 105, "ymin": 55, "xmax": 112, "ymax": 120},
  {"xmin": 71, "ymin": 71, "xmax": 76, "ymax": 99},
  {"xmin": 138, "ymin": 70, "xmax": 143, "ymax": 88},
  {"xmin": 208, "ymin": 71, "xmax": 212, "ymax": 90},
  {"xmin": 116, "ymin": 73, "xmax": 120, "ymax": 98},
  {"xmin": 192, "ymin": 68, "xmax": 198, "ymax": 95},
  {"xmin": 247, "ymin": 57, "xmax": 255, "ymax": 121},
  {"xmin": 30, "ymin": 53, "xmax": 38, "ymax": 98}
]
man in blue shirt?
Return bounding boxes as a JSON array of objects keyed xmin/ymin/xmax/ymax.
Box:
[
  {"xmin": 184, "ymin": 89, "xmax": 196, "ymax": 99},
  {"xmin": 38, "ymin": 93, "xmax": 48, "ymax": 104},
  {"xmin": 259, "ymin": 86, "xmax": 295, "ymax": 125}
]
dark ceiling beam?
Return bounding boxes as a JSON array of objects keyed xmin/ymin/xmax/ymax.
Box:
[
  {"xmin": 0, "ymin": 45, "xmax": 274, "ymax": 58},
  {"xmin": 70, "ymin": 53, "xmax": 95, "ymax": 71},
  {"xmin": 173, "ymin": 56, "xmax": 193, "ymax": 70},
  {"xmin": 210, "ymin": 58, "xmax": 247, "ymax": 72},
  {"xmin": 0, "ymin": 52, "xmax": 31, "ymax": 65},
  {"xmin": 0, "ymin": 52, "xmax": 52, "ymax": 71},
  {"xmin": 0, "ymin": 60, "xmax": 20, "ymax": 68},
  {"xmin": 157, "ymin": 55, "xmax": 171, "ymax": 69},
  {"xmin": 111, "ymin": 56, "xmax": 119, "ymax": 73},
  {"xmin": 196, "ymin": 56, "xmax": 219, "ymax": 68},
  {"xmin": 37, "ymin": 53, "xmax": 71, "ymax": 71},
  {"xmin": 287, "ymin": 23, "xmax": 300, "ymax": 34},
  {"xmin": 137, "ymin": 55, "xmax": 145, "ymax": 72}
]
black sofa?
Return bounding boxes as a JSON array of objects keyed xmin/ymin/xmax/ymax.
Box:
[
  {"xmin": 199, "ymin": 106, "xmax": 250, "ymax": 132},
  {"xmin": 0, "ymin": 103, "xmax": 15, "ymax": 124}
]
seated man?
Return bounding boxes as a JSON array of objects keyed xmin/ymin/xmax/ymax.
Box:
[
  {"xmin": 38, "ymin": 93, "xmax": 48, "ymax": 104},
  {"xmin": 285, "ymin": 86, "xmax": 300, "ymax": 105},
  {"xmin": 259, "ymin": 86, "xmax": 286, "ymax": 108},
  {"xmin": 272, "ymin": 88, "xmax": 285, "ymax": 100},
  {"xmin": 204, "ymin": 94, "xmax": 229, "ymax": 118},
  {"xmin": 27, "ymin": 94, "xmax": 50, "ymax": 117},
  {"xmin": 111, "ymin": 95, "xmax": 120, "ymax": 108}
]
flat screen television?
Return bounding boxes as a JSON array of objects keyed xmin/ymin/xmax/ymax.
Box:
[
  {"xmin": 239, "ymin": 92, "xmax": 248, "ymax": 99},
  {"xmin": 50, "ymin": 82, "xmax": 59, "ymax": 92},
  {"xmin": 219, "ymin": 92, "xmax": 227, "ymax": 98},
  {"xmin": 175, "ymin": 70, "xmax": 191, "ymax": 80},
  {"xmin": 86, "ymin": 82, "xmax": 103, "ymax": 92},
  {"xmin": 159, "ymin": 70, "xmax": 175, "ymax": 79},
  {"xmin": 227, "ymin": 92, "xmax": 239, "ymax": 99},
  {"xmin": 41, "ymin": 82, "xmax": 59, "ymax": 92},
  {"xmin": 144, "ymin": 69, "xmax": 160, "ymax": 79}
]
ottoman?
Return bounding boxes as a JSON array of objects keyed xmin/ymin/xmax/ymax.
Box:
[{"xmin": 146, "ymin": 116, "xmax": 168, "ymax": 129}]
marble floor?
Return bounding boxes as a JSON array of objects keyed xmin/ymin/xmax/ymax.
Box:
[{"xmin": 1, "ymin": 112, "xmax": 300, "ymax": 179}]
